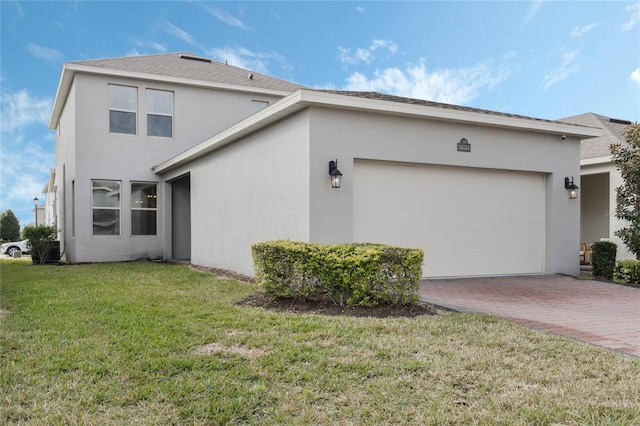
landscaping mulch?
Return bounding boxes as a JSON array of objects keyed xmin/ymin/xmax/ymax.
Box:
[{"xmin": 236, "ymin": 291, "xmax": 451, "ymax": 318}]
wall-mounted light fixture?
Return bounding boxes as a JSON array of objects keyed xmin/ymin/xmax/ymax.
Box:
[
  {"xmin": 329, "ymin": 160, "xmax": 342, "ymax": 188},
  {"xmin": 564, "ymin": 177, "xmax": 579, "ymax": 199},
  {"xmin": 33, "ymin": 197, "xmax": 39, "ymax": 226}
]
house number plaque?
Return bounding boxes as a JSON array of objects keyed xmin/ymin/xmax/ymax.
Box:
[{"xmin": 457, "ymin": 138, "xmax": 471, "ymax": 152}]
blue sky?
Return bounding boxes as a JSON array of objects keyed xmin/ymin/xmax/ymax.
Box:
[{"xmin": 1, "ymin": 1, "xmax": 639, "ymax": 229}]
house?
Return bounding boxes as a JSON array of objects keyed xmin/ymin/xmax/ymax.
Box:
[
  {"xmin": 559, "ymin": 113, "xmax": 635, "ymax": 261},
  {"xmin": 48, "ymin": 52, "xmax": 600, "ymax": 278}
]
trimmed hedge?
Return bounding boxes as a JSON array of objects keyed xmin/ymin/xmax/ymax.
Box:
[
  {"xmin": 251, "ymin": 240, "xmax": 424, "ymax": 306},
  {"xmin": 591, "ymin": 241, "xmax": 617, "ymax": 280},
  {"xmin": 613, "ymin": 259, "xmax": 640, "ymax": 284}
]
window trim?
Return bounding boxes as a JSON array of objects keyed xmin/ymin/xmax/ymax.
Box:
[
  {"xmin": 108, "ymin": 84, "xmax": 137, "ymax": 135},
  {"xmin": 130, "ymin": 181, "xmax": 158, "ymax": 236},
  {"xmin": 91, "ymin": 179, "xmax": 121, "ymax": 236},
  {"xmin": 146, "ymin": 89, "xmax": 174, "ymax": 138}
]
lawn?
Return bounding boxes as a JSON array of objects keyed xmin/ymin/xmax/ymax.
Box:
[{"xmin": 1, "ymin": 259, "xmax": 639, "ymax": 425}]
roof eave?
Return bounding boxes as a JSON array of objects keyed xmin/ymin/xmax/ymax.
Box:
[
  {"xmin": 48, "ymin": 62, "xmax": 296, "ymax": 129},
  {"xmin": 296, "ymin": 90, "xmax": 602, "ymax": 139}
]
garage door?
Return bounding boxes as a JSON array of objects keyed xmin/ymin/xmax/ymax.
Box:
[{"xmin": 353, "ymin": 160, "xmax": 546, "ymax": 278}]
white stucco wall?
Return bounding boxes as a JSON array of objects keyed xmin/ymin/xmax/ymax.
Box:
[
  {"xmin": 57, "ymin": 72, "xmax": 284, "ymax": 263},
  {"xmin": 162, "ymin": 110, "xmax": 312, "ymax": 275},
  {"xmin": 161, "ymin": 102, "xmax": 583, "ymax": 278},
  {"xmin": 305, "ymin": 107, "xmax": 582, "ymax": 276}
]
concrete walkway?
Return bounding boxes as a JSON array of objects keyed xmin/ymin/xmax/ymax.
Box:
[{"xmin": 420, "ymin": 275, "xmax": 640, "ymax": 358}]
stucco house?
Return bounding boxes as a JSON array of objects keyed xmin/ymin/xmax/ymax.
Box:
[
  {"xmin": 559, "ymin": 113, "xmax": 635, "ymax": 262},
  {"xmin": 48, "ymin": 52, "xmax": 600, "ymax": 278}
]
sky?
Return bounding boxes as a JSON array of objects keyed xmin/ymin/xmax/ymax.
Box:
[{"xmin": 1, "ymin": 1, "xmax": 639, "ymax": 230}]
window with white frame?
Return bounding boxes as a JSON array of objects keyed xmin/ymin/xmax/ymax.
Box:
[
  {"xmin": 147, "ymin": 89, "xmax": 173, "ymax": 137},
  {"xmin": 109, "ymin": 85, "xmax": 137, "ymax": 135},
  {"xmin": 131, "ymin": 182, "xmax": 157, "ymax": 235},
  {"xmin": 92, "ymin": 179, "xmax": 121, "ymax": 235}
]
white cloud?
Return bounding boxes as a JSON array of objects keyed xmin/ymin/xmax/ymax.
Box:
[
  {"xmin": 543, "ymin": 50, "xmax": 580, "ymax": 91},
  {"xmin": 205, "ymin": 7, "xmax": 249, "ymax": 30},
  {"xmin": 631, "ymin": 68, "xmax": 640, "ymax": 86},
  {"xmin": 0, "ymin": 90, "xmax": 55, "ymax": 225},
  {"xmin": 622, "ymin": 2, "xmax": 640, "ymax": 32},
  {"xmin": 523, "ymin": 0, "xmax": 543, "ymax": 26},
  {"xmin": 163, "ymin": 21, "xmax": 195, "ymax": 44},
  {"xmin": 343, "ymin": 59, "xmax": 510, "ymax": 105},
  {"xmin": 338, "ymin": 39, "xmax": 398, "ymax": 65},
  {"xmin": 26, "ymin": 43, "xmax": 63, "ymax": 62},
  {"xmin": 131, "ymin": 39, "xmax": 167, "ymax": 53},
  {"xmin": 206, "ymin": 47, "xmax": 288, "ymax": 74},
  {"xmin": 356, "ymin": 6, "xmax": 366, "ymax": 14},
  {"xmin": 570, "ymin": 23, "xmax": 598, "ymax": 37},
  {"xmin": 0, "ymin": 90, "xmax": 52, "ymax": 132}
]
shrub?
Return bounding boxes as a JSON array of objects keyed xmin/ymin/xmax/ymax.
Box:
[
  {"xmin": 22, "ymin": 225, "xmax": 60, "ymax": 265},
  {"xmin": 613, "ymin": 259, "xmax": 640, "ymax": 284},
  {"xmin": 590, "ymin": 241, "xmax": 617, "ymax": 280},
  {"xmin": 252, "ymin": 240, "xmax": 424, "ymax": 306}
]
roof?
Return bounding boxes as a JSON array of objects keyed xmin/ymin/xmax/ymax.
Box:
[
  {"xmin": 48, "ymin": 52, "xmax": 306, "ymax": 129},
  {"xmin": 68, "ymin": 52, "xmax": 306, "ymax": 93},
  {"xmin": 558, "ymin": 113, "xmax": 630, "ymax": 159},
  {"xmin": 318, "ymin": 90, "xmax": 559, "ymax": 125},
  {"xmin": 154, "ymin": 89, "xmax": 602, "ymax": 174}
]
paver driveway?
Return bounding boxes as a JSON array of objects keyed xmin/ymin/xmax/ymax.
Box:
[{"xmin": 420, "ymin": 275, "xmax": 640, "ymax": 357}]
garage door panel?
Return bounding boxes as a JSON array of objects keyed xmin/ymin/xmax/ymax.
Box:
[{"xmin": 353, "ymin": 161, "xmax": 545, "ymax": 278}]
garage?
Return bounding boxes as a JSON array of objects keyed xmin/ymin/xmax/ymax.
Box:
[{"xmin": 353, "ymin": 160, "xmax": 546, "ymax": 278}]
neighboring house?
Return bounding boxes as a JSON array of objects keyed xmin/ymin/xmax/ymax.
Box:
[
  {"xmin": 559, "ymin": 113, "xmax": 635, "ymax": 262},
  {"xmin": 48, "ymin": 52, "xmax": 600, "ymax": 278},
  {"xmin": 41, "ymin": 168, "xmax": 57, "ymax": 227}
]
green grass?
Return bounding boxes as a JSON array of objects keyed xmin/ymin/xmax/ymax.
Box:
[{"xmin": 1, "ymin": 258, "xmax": 639, "ymax": 425}]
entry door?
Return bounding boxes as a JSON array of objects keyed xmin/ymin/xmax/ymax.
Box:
[
  {"xmin": 171, "ymin": 174, "xmax": 191, "ymax": 261},
  {"xmin": 353, "ymin": 161, "xmax": 546, "ymax": 278}
]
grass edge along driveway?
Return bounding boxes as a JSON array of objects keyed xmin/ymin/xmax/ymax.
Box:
[{"xmin": 1, "ymin": 259, "xmax": 639, "ymax": 425}]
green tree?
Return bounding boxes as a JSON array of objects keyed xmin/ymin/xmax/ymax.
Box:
[
  {"xmin": 0, "ymin": 209, "xmax": 21, "ymax": 242},
  {"xmin": 610, "ymin": 122, "xmax": 640, "ymax": 259},
  {"xmin": 23, "ymin": 225, "xmax": 59, "ymax": 265}
]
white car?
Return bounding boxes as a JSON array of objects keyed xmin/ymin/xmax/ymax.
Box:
[{"xmin": 1, "ymin": 240, "xmax": 30, "ymax": 256}]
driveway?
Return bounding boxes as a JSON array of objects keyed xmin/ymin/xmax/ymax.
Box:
[{"xmin": 419, "ymin": 275, "xmax": 640, "ymax": 358}]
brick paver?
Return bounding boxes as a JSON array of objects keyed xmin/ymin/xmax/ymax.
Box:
[{"xmin": 420, "ymin": 275, "xmax": 640, "ymax": 357}]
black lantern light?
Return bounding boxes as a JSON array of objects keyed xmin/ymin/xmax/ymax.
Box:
[
  {"xmin": 564, "ymin": 177, "xmax": 579, "ymax": 199},
  {"xmin": 33, "ymin": 197, "xmax": 39, "ymax": 225},
  {"xmin": 329, "ymin": 160, "xmax": 342, "ymax": 189}
]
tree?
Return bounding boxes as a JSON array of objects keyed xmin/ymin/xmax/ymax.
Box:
[
  {"xmin": 0, "ymin": 209, "xmax": 20, "ymax": 242},
  {"xmin": 23, "ymin": 225, "xmax": 59, "ymax": 265},
  {"xmin": 610, "ymin": 122, "xmax": 640, "ymax": 259}
]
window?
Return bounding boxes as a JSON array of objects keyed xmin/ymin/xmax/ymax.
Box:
[
  {"xmin": 109, "ymin": 85, "xmax": 137, "ymax": 134},
  {"xmin": 131, "ymin": 182, "xmax": 157, "ymax": 235},
  {"xmin": 92, "ymin": 180, "xmax": 121, "ymax": 235},
  {"xmin": 147, "ymin": 89, "xmax": 173, "ymax": 137}
]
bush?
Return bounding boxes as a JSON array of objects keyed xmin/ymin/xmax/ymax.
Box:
[
  {"xmin": 613, "ymin": 259, "xmax": 640, "ymax": 284},
  {"xmin": 591, "ymin": 241, "xmax": 617, "ymax": 280},
  {"xmin": 22, "ymin": 225, "xmax": 60, "ymax": 265},
  {"xmin": 252, "ymin": 240, "xmax": 424, "ymax": 307}
]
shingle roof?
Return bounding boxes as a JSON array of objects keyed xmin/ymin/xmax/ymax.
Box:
[
  {"xmin": 70, "ymin": 52, "xmax": 307, "ymax": 93},
  {"xmin": 558, "ymin": 113, "xmax": 630, "ymax": 159},
  {"xmin": 317, "ymin": 90, "xmax": 559, "ymax": 124}
]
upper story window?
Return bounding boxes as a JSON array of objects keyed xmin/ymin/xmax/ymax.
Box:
[
  {"xmin": 92, "ymin": 179, "xmax": 121, "ymax": 236},
  {"xmin": 131, "ymin": 182, "xmax": 157, "ymax": 236},
  {"xmin": 147, "ymin": 89, "xmax": 173, "ymax": 137},
  {"xmin": 109, "ymin": 85, "xmax": 137, "ymax": 135}
]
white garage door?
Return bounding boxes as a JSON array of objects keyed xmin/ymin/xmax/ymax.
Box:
[{"xmin": 353, "ymin": 160, "xmax": 546, "ymax": 278}]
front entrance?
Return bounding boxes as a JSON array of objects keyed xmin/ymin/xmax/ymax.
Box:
[{"xmin": 171, "ymin": 174, "xmax": 191, "ymax": 261}]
